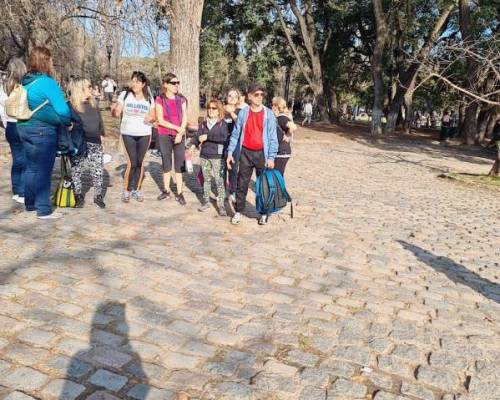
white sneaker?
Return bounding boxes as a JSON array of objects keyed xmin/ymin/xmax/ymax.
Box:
[
  {"xmin": 12, "ymin": 195, "xmax": 24, "ymax": 204},
  {"xmin": 37, "ymin": 212, "xmax": 64, "ymax": 220},
  {"xmin": 231, "ymin": 212, "xmax": 242, "ymax": 225},
  {"xmin": 258, "ymin": 215, "xmax": 269, "ymax": 225}
]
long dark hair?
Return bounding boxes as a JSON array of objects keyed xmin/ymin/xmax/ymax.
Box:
[
  {"xmin": 128, "ymin": 71, "xmax": 151, "ymax": 102},
  {"xmin": 160, "ymin": 72, "xmax": 178, "ymax": 98}
]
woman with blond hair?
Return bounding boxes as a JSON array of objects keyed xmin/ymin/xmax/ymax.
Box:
[
  {"xmin": 192, "ymin": 99, "xmax": 230, "ymax": 215},
  {"xmin": 272, "ymin": 96, "xmax": 296, "ymax": 177},
  {"xmin": 0, "ymin": 58, "xmax": 27, "ymax": 205},
  {"xmin": 68, "ymin": 78, "xmax": 106, "ymax": 208}
]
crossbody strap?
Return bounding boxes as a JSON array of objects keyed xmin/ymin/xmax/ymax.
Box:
[{"xmin": 25, "ymin": 79, "xmax": 49, "ymax": 115}]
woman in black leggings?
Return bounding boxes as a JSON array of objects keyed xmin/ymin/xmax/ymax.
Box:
[{"xmin": 111, "ymin": 72, "xmax": 156, "ymax": 202}]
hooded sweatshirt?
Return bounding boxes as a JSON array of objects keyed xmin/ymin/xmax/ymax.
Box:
[{"xmin": 18, "ymin": 73, "xmax": 71, "ymax": 127}]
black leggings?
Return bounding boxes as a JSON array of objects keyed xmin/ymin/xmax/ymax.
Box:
[
  {"xmin": 274, "ymin": 157, "xmax": 289, "ymax": 178},
  {"xmin": 122, "ymin": 135, "xmax": 151, "ymax": 191},
  {"xmin": 158, "ymin": 134, "xmax": 185, "ymax": 173}
]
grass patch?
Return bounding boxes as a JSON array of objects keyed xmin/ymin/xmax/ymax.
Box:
[{"xmin": 443, "ymin": 173, "xmax": 500, "ymax": 189}]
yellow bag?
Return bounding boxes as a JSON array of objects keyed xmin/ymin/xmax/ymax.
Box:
[{"xmin": 55, "ymin": 156, "xmax": 76, "ymax": 208}]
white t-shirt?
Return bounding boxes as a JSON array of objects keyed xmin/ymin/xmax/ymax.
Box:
[
  {"xmin": 0, "ymin": 86, "xmax": 16, "ymax": 126},
  {"xmin": 118, "ymin": 91, "xmax": 154, "ymax": 137},
  {"xmin": 304, "ymin": 103, "xmax": 313, "ymax": 115},
  {"xmin": 102, "ymin": 79, "xmax": 116, "ymax": 93}
]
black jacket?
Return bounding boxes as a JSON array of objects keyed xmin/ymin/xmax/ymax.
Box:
[{"xmin": 193, "ymin": 120, "xmax": 230, "ymax": 159}]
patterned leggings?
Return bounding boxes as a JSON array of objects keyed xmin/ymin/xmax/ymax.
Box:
[
  {"xmin": 70, "ymin": 143, "xmax": 104, "ymax": 196},
  {"xmin": 200, "ymin": 157, "xmax": 226, "ymax": 205}
]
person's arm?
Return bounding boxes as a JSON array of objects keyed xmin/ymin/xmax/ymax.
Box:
[
  {"xmin": 46, "ymin": 78, "xmax": 71, "ymax": 125},
  {"xmin": 111, "ymin": 91, "xmax": 124, "ymax": 118},
  {"xmin": 266, "ymin": 112, "xmax": 279, "ymax": 165},
  {"xmin": 155, "ymin": 101, "xmax": 181, "ymax": 131},
  {"xmin": 98, "ymin": 109, "xmax": 105, "ymax": 136},
  {"xmin": 0, "ymin": 90, "xmax": 8, "ymax": 127},
  {"xmin": 226, "ymin": 111, "xmax": 244, "ymax": 169}
]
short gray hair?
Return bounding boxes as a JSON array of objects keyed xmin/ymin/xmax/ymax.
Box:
[{"xmin": 5, "ymin": 58, "xmax": 27, "ymax": 95}]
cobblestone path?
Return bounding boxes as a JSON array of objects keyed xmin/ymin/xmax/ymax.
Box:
[{"xmin": 0, "ymin": 127, "xmax": 498, "ymax": 400}]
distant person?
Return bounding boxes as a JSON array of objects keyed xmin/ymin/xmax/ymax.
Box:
[
  {"xmin": 111, "ymin": 71, "xmax": 156, "ymax": 203},
  {"xmin": 0, "ymin": 58, "xmax": 27, "ymax": 205},
  {"xmin": 17, "ymin": 46, "xmax": 71, "ymax": 219},
  {"xmin": 450, "ymin": 111, "xmax": 459, "ymax": 138},
  {"xmin": 226, "ymin": 83, "xmax": 278, "ymax": 226},
  {"xmin": 101, "ymin": 75, "xmax": 116, "ymax": 109},
  {"xmin": 155, "ymin": 72, "xmax": 188, "ymax": 205},
  {"xmin": 272, "ymin": 97, "xmax": 297, "ymax": 178},
  {"xmin": 237, "ymin": 92, "xmax": 248, "ymax": 110},
  {"xmin": 193, "ymin": 99, "xmax": 229, "ymax": 215},
  {"xmin": 68, "ymin": 78, "xmax": 106, "ymax": 209},
  {"xmin": 302, "ymin": 100, "xmax": 313, "ymax": 126},
  {"xmin": 92, "ymin": 84, "xmax": 102, "ymax": 109},
  {"xmin": 440, "ymin": 110, "xmax": 451, "ymax": 142}
]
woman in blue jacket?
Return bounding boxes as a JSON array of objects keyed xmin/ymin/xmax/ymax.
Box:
[{"xmin": 17, "ymin": 47, "xmax": 71, "ymax": 220}]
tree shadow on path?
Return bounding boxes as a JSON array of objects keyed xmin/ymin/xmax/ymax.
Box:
[
  {"xmin": 398, "ymin": 240, "xmax": 500, "ymax": 304},
  {"xmin": 62, "ymin": 301, "xmax": 152, "ymax": 399}
]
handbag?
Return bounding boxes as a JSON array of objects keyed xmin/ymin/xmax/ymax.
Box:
[
  {"xmin": 55, "ymin": 156, "xmax": 76, "ymax": 208},
  {"xmin": 5, "ymin": 80, "xmax": 48, "ymax": 120}
]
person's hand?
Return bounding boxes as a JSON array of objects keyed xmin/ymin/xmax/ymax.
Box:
[
  {"xmin": 68, "ymin": 123, "xmax": 74, "ymax": 131},
  {"xmin": 266, "ymin": 160, "xmax": 275, "ymax": 169},
  {"xmin": 227, "ymin": 155, "xmax": 234, "ymax": 170},
  {"xmin": 175, "ymin": 133, "xmax": 183, "ymax": 144},
  {"xmin": 199, "ymin": 134, "xmax": 208, "ymax": 143},
  {"xmin": 283, "ymin": 135, "xmax": 291, "ymax": 143}
]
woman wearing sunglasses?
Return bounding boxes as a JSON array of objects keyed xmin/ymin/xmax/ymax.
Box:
[
  {"xmin": 193, "ymin": 99, "xmax": 230, "ymax": 215},
  {"xmin": 155, "ymin": 73, "xmax": 188, "ymax": 205},
  {"xmin": 111, "ymin": 71, "xmax": 155, "ymax": 203}
]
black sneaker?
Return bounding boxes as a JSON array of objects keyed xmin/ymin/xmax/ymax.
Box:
[
  {"xmin": 75, "ymin": 194, "xmax": 85, "ymax": 208},
  {"xmin": 176, "ymin": 193, "xmax": 186, "ymax": 206},
  {"xmin": 157, "ymin": 191, "xmax": 171, "ymax": 201},
  {"xmin": 218, "ymin": 205, "xmax": 227, "ymax": 217},
  {"xmin": 94, "ymin": 195, "xmax": 106, "ymax": 209},
  {"xmin": 198, "ymin": 202, "xmax": 210, "ymax": 212}
]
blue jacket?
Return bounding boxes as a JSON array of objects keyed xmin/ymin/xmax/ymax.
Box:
[
  {"xmin": 227, "ymin": 106, "xmax": 279, "ymax": 161},
  {"xmin": 18, "ymin": 73, "xmax": 71, "ymax": 127}
]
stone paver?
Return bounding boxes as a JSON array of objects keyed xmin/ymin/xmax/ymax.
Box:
[{"xmin": 0, "ymin": 126, "xmax": 499, "ymax": 399}]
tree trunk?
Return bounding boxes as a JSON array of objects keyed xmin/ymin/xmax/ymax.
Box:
[
  {"xmin": 477, "ymin": 108, "xmax": 493, "ymax": 143},
  {"xmin": 461, "ymin": 103, "xmax": 480, "ymax": 144},
  {"xmin": 489, "ymin": 143, "xmax": 500, "ymax": 176},
  {"xmin": 486, "ymin": 112, "xmax": 499, "ymax": 139},
  {"xmin": 371, "ymin": 0, "xmax": 388, "ymax": 135},
  {"xmin": 168, "ymin": 0, "xmax": 204, "ymax": 124},
  {"xmin": 324, "ymin": 84, "xmax": 339, "ymax": 122},
  {"xmin": 384, "ymin": 3, "xmax": 453, "ymax": 135}
]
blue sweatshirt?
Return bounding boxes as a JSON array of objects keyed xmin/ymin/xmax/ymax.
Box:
[
  {"xmin": 18, "ymin": 73, "xmax": 71, "ymax": 127},
  {"xmin": 227, "ymin": 105, "xmax": 278, "ymax": 162}
]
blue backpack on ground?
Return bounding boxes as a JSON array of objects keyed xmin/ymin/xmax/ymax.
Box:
[{"xmin": 255, "ymin": 168, "xmax": 293, "ymax": 218}]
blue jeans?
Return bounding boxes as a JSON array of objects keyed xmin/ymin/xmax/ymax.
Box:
[
  {"xmin": 17, "ymin": 124, "xmax": 57, "ymax": 216},
  {"xmin": 5, "ymin": 122, "xmax": 26, "ymax": 197}
]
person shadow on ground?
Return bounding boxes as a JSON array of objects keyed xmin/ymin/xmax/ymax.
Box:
[{"xmin": 62, "ymin": 301, "xmax": 150, "ymax": 399}]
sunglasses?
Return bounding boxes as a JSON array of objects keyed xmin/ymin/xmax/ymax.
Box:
[
  {"xmin": 169, "ymin": 81, "xmax": 180, "ymax": 85},
  {"xmin": 208, "ymin": 107, "xmax": 218, "ymax": 110}
]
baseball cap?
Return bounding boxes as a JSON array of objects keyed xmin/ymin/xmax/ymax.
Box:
[{"xmin": 248, "ymin": 83, "xmax": 266, "ymax": 94}]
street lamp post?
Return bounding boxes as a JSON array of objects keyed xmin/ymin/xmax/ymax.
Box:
[{"xmin": 106, "ymin": 43, "xmax": 113, "ymax": 76}]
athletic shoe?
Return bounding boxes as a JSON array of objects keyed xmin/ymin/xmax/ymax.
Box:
[
  {"xmin": 94, "ymin": 195, "xmax": 106, "ymax": 209},
  {"xmin": 157, "ymin": 191, "xmax": 171, "ymax": 200},
  {"xmin": 75, "ymin": 194, "xmax": 85, "ymax": 208},
  {"xmin": 231, "ymin": 212, "xmax": 241, "ymax": 225},
  {"xmin": 151, "ymin": 149, "xmax": 162, "ymax": 158},
  {"xmin": 132, "ymin": 191, "xmax": 144, "ymax": 202},
  {"xmin": 218, "ymin": 205, "xmax": 227, "ymax": 217},
  {"xmin": 12, "ymin": 195, "xmax": 24, "ymax": 204},
  {"xmin": 122, "ymin": 191, "xmax": 131, "ymax": 203},
  {"xmin": 258, "ymin": 215, "xmax": 269, "ymax": 225},
  {"xmin": 38, "ymin": 212, "xmax": 63, "ymax": 220},
  {"xmin": 176, "ymin": 193, "xmax": 186, "ymax": 206},
  {"xmin": 198, "ymin": 202, "xmax": 210, "ymax": 212}
]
